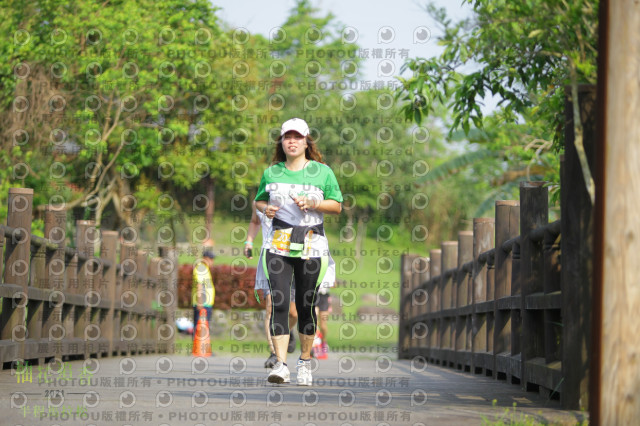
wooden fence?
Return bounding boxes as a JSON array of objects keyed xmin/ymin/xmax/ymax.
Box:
[
  {"xmin": 0, "ymin": 188, "xmax": 177, "ymax": 368},
  {"xmin": 399, "ymin": 87, "xmax": 596, "ymax": 410}
]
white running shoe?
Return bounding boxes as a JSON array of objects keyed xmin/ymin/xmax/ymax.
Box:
[
  {"xmin": 296, "ymin": 358, "xmax": 313, "ymax": 386},
  {"xmin": 267, "ymin": 361, "xmax": 290, "ymax": 384}
]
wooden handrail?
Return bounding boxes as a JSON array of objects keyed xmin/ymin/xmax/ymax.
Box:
[
  {"xmin": 0, "ymin": 194, "xmax": 177, "ymax": 365},
  {"xmin": 399, "ymin": 180, "xmax": 587, "ymax": 410},
  {"xmin": 530, "ymin": 220, "xmax": 561, "ymax": 243}
]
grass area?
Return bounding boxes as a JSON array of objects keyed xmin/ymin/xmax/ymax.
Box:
[
  {"xmin": 172, "ymin": 214, "xmax": 419, "ymax": 357},
  {"xmin": 174, "ymin": 334, "xmax": 271, "ymax": 357},
  {"xmin": 176, "ymin": 215, "xmax": 421, "ymax": 314},
  {"xmin": 173, "ymin": 314, "xmax": 398, "ymax": 359},
  {"xmin": 480, "ymin": 400, "xmax": 588, "ymax": 426}
]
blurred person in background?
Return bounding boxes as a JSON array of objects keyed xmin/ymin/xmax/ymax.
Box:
[
  {"xmin": 313, "ymin": 286, "xmax": 331, "ymax": 359},
  {"xmin": 192, "ymin": 250, "xmax": 215, "ymax": 341}
]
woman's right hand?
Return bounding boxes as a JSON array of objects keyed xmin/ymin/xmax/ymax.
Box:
[
  {"xmin": 244, "ymin": 243, "xmax": 253, "ymax": 259},
  {"xmin": 264, "ymin": 204, "xmax": 279, "ymax": 219}
]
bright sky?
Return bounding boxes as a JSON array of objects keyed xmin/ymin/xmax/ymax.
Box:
[{"xmin": 212, "ymin": 0, "xmax": 472, "ymax": 86}]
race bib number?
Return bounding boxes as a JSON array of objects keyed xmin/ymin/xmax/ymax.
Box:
[{"xmin": 271, "ymin": 228, "xmax": 292, "ymax": 252}]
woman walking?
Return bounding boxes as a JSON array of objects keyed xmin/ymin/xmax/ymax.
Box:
[
  {"xmin": 255, "ymin": 118, "xmax": 342, "ymax": 386},
  {"xmin": 246, "ymin": 201, "xmax": 298, "ymax": 368}
]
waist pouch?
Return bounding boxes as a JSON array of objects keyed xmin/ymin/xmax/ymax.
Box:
[{"xmin": 272, "ymin": 217, "xmax": 324, "ymax": 251}]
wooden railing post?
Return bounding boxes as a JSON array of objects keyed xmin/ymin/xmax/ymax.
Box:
[
  {"xmin": 520, "ymin": 182, "xmax": 548, "ymax": 390},
  {"xmin": 399, "ymin": 254, "xmax": 413, "ymax": 359},
  {"xmin": 65, "ymin": 246, "xmax": 79, "ymax": 357},
  {"xmin": 543, "ymin": 230, "xmax": 562, "ymax": 366},
  {"xmin": 398, "ymin": 255, "xmax": 421, "ymax": 356},
  {"xmin": 456, "ymin": 231, "xmax": 473, "ymax": 308},
  {"xmin": 441, "ymin": 241, "xmax": 458, "ymax": 311},
  {"xmin": 562, "ymin": 86, "xmax": 596, "ymax": 410},
  {"xmin": 495, "ymin": 201, "xmax": 520, "ymax": 299},
  {"xmin": 408, "ymin": 256, "xmax": 429, "ymax": 352},
  {"xmin": 455, "ymin": 231, "xmax": 473, "ymax": 370},
  {"xmin": 148, "ymin": 256, "xmax": 160, "ymax": 354},
  {"xmin": 120, "ymin": 242, "xmax": 137, "ymax": 356},
  {"xmin": 494, "ymin": 200, "xmax": 520, "ymax": 383},
  {"xmin": 473, "ymin": 218, "xmax": 495, "ymax": 304},
  {"xmin": 158, "ymin": 246, "xmax": 177, "ymax": 354},
  {"xmin": 136, "ymin": 249, "xmax": 148, "ymax": 355},
  {"xmin": 486, "ymin": 253, "xmax": 495, "ymax": 370},
  {"xmin": 111, "ymin": 239, "xmax": 123, "ymax": 356},
  {"xmin": 1, "ymin": 188, "xmax": 33, "ymax": 363},
  {"xmin": 440, "ymin": 241, "xmax": 457, "ymax": 367},
  {"xmin": 414, "ymin": 256, "xmax": 430, "ymax": 351},
  {"xmin": 76, "ymin": 220, "xmax": 97, "ymax": 359},
  {"xmin": 511, "ymin": 241, "xmax": 521, "ymax": 363},
  {"xmin": 43, "ymin": 205, "xmax": 66, "ymax": 361},
  {"xmin": 28, "ymin": 217, "xmax": 46, "ymax": 360},
  {"xmin": 428, "ymin": 249, "xmax": 441, "ymax": 361},
  {"xmin": 408, "ymin": 256, "xmax": 418, "ymax": 327},
  {"xmin": 44, "ymin": 206, "xmax": 66, "ymax": 292},
  {"xmin": 400, "ymin": 253, "xmax": 421, "ymax": 357},
  {"xmin": 101, "ymin": 231, "xmax": 118, "ymax": 357},
  {"xmin": 472, "ymin": 217, "xmax": 495, "ymax": 375}
]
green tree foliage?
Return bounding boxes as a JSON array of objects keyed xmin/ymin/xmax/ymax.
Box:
[
  {"xmin": 420, "ymin": 110, "xmax": 561, "ymax": 216},
  {"xmin": 241, "ymin": 2, "xmax": 433, "ymax": 245},
  {"xmin": 398, "ymin": 0, "xmax": 598, "ymax": 137},
  {"xmin": 396, "ymin": 0, "xmax": 598, "ymax": 203},
  {"xmin": 213, "ymin": 0, "xmax": 364, "ymax": 222},
  {"xmin": 226, "ymin": 0, "xmax": 362, "ymax": 158},
  {"xmin": 0, "ymin": 0, "xmax": 489, "ymax": 253},
  {"xmin": 0, "ymin": 0, "xmax": 256, "ymax": 235}
]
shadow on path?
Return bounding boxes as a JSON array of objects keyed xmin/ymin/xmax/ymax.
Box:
[{"xmin": 1, "ymin": 353, "xmax": 587, "ymax": 425}]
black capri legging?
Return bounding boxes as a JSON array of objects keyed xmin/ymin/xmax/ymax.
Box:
[{"xmin": 265, "ymin": 251, "xmax": 324, "ymax": 336}]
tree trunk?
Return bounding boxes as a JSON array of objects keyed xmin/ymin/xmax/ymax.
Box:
[
  {"xmin": 110, "ymin": 172, "xmax": 135, "ymax": 229},
  {"xmin": 595, "ymin": 0, "xmax": 640, "ymax": 423},
  {"xmin": 204, "ymin": 177, "xmax": 215, "ymax": 247},
  {"xmin": 356, "ymin": 215, "xmax": 367, "ymax": 263},
  {"xmin": 94, "ymin": 189, "xmax": 113, "ymax": 229}
]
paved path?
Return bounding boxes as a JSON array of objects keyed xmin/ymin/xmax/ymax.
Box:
[{"xmin": 1, "ymin": 352, "xmax": 586, "ymax": 425}]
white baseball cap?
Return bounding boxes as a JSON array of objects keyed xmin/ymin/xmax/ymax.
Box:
[{"xmin": 280, "ymin": 118, "xmax": 310, "ymax": 137}]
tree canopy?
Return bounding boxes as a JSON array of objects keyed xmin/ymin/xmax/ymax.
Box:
[
  {"xmin": 398, "ymin": 0, "xmax": 598, "ymax": 137},
  {"xmin": 396, "ymin": 0, "xmax": 599, "ymax": 205},
  {"xmin": 0, "ymin": 0, "xmax": 595, "ymax": 249},
  {"xmin": 1, "ymin": 0, "xmax": 248, "ymax": 234}
]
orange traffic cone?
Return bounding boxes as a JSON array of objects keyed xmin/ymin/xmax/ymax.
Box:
[{"xmin": 192, "ymin": 308, "xmax": 212, "ymax": 357}]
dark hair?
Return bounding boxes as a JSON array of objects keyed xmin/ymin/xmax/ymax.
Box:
[{"xmin": 271, "ymin": 135, "xmax": 324, "ymax": 165}]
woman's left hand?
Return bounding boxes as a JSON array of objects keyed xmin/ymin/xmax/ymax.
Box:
[{"xmin": 292, "ymin": 195, "xmax": 318, "ymax": 213}]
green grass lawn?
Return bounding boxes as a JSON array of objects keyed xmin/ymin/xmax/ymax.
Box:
[
  {"xmin": 173, "ymin": 334, "xmax": 271, "ymax": 357},
  {"xmin": 173, "ymin": 319, "xmax": 398, "ymax": 359}
]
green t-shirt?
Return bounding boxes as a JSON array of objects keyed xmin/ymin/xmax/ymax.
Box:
[{"xmin": 255, "ymin": 161, "xmax": 343, "ymax": 258}]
